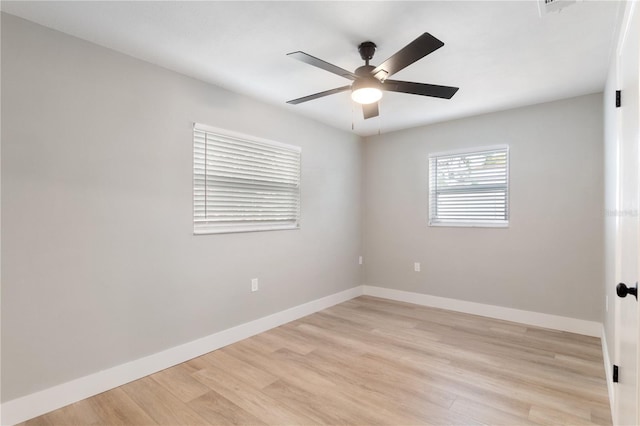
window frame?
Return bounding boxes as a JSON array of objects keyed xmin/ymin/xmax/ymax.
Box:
[
  {"xmin": 193, "ymin": 123, "xmax": 301, "ymax": 235},
  {"xmin": 428, "ymin": 145, "xmax": 510, "ymax": 228}
]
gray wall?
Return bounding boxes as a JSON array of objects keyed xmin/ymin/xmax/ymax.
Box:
[
  {"xmin": 363, "ymin": 94, "xmax": 604, "ymax": 321},
  {"xmin": 1, "ymin": 14, "xmax": 363, "ymax": 402}
]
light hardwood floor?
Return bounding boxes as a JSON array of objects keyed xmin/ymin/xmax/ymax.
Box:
[{"xmin": 21, "ymin": 296, "xmax": 611, "ymax": 425}]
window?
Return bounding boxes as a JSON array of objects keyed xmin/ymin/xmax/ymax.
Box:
[
  {"xmin": 193, "ymin": 123, "xmax": 301, "ymax": 234},
  {"xmin": 429, "ymin": 146, "xmax": 509, "ymax": 227}
]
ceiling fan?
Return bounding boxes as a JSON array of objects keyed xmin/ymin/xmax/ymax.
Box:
[{"xmin": 286, "ymin": 33, "xmax": 459, "ymax": 120}]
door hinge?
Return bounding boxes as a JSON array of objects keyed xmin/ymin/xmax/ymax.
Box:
[
  {"xmin": 613, "ymin": 364, "xmax": 619, "ymax": 383},
  {"xmin": 616, "ymin": 90, "xmax": 621, "ymax": 108}
]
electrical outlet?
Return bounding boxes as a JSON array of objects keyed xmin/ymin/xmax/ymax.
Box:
[
  {"xmin": 359, "ymin": 256, "xmax": 363, "ymax": 265},
  {"xmin": 414, "ymin": 262, "xmax": 421, "ymax": 272},
  {"xmin": 251, "ymin": 278, "xmax": 259, "ymax": 292}
]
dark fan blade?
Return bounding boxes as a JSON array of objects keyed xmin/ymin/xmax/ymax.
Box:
[
  {"xmin": 362, "ymin": 102, "xmax": 379, "ymax": 119},
  {"xmin": 287, "ymin": 52, "xmax": 357, "ymax": 80},
  {"xmin": 383, "ymin": 80, "xmax": 459, "ymax": 99},
  {"xmin": 371, "ymin": 33, "xmax": 444, "ymax": 81},
  {"xmin": 286, "ymin": 85, "xmax": 351, "ymax": 105}
]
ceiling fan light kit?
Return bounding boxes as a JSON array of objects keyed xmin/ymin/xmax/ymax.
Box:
[
  {"xmin": 351, "ymin": 87, "xmax": 383, "ymax": 104},
  {"xmin": 351, "ymin": 79, "xmax": 383, "ymax": 104},
  {"xmin": 286, "ymin": 33, "xmax": 459, "ymax": 120}
]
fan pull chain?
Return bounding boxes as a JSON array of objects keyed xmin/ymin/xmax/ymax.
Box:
[{"xmin": 351, "ymin": 101, "xmax": 355, "ymax": 131}]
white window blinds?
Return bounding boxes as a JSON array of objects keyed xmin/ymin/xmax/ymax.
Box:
[
  {"xmin": 429, "ymin": 146, "xmax": 509, "ymax": 227},
  {"xmin": 193, "ymin": 124, "xmax": 301, "ymax": 234}
]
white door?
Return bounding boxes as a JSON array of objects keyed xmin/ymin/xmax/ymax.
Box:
[{"xmin": 615, "ymin": 3, "xmax": 640, "ymax": 425}]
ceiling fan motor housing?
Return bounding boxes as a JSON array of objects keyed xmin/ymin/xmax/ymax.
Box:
[
  {"xmin": 351, "ymin": 75, "xmax": 383, "ymax": 91},
  {"xmin": 355, "ymin": 64, "xmax": 375, "ymax": 78},
  {"xmin": 358, "ymin": 41, "xmax": 377, "ymax": 63}
]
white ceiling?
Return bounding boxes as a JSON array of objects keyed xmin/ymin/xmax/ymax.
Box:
[{"xmin": 2, "ymin": 1, "xmax": 622, "ymax": 136}]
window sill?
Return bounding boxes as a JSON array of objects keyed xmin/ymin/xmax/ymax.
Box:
[
  {"xmin": 428, "ymin": 221, "xmax": 509, "ymax": 228},
  {"xmin": 194, "ymin": 224, "xmax": 300, "ymax": 235}
]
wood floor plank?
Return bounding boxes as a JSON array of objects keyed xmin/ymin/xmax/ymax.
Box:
[
  {"xmin": 591, "ymin": 404, "xmax": 615, "ymax": 426},
  {"xmin": 450, "ymin": 397, "xmax": 539, "ymax": 426},
  {"xmin": 220, "ymin": 344, "xmax": 340, "ymax": 392},
  {"xmin": 554, "ymin": 353, "xmax": 608, "ymax": 378},
  {"xmin": 260, "ymin": 353, "xmax": 453, "ymax": 426},
  {"xmin": 41, "ymin": 399, "xmax": 106, "ymax": 425},
  {"xmin": 20, "ymin": 296, "xmax": 612, "ymax": 425},
  {"xmin": 190, "ymin": 363, "xmax": 318, "ymax": 425},
  {"xmin": 200, "ymin": 349, "xmax": 278, "ymax": 389},
  {"xmin": 120, "ymin": 376, "xmax": 209, "ymax": 425},
  {"xmin": 444, "ymin": 357, "xmax": 599, "ymax": 419},
  {"xmin": 259, "ymin": 325, "xmax": 318, "ymax": 354},
  {"xmin": 187, "ymin": 391, "xmax": 267, "ymax": 425},
  {"xmin": 86, "ymin": 388, "xmax": 156, "ymax": 425},
  {"xmin": 149, "ymin": 363, "xmax": 211, "ymax": 403},
  {"xmin": 529, "ymin": 405, "xmax": 603, "ymax": 425},
  {"xmin": 261, "ymin": 379, "xmax": 386, "ymax": 425}
]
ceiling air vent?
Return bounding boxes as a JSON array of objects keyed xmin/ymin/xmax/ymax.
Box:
[{"xmin": 538, "ymin": 0, "xmax": 577, "ymax": 16}]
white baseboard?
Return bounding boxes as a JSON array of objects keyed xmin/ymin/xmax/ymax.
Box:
[
  {"xmin": 0, "ymin": 285, "xmax": 364, "ymax": 426},
  {"xmin": 601, "ymin": 326, "xmax": 615, "ymax": 423},
  {"xmin": 363, "ymin": 285, "xmax": 602, "ymax": 337}
]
